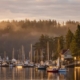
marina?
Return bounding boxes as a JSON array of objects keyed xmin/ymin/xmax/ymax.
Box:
[{"xmin": 0, "ymin": 27, "xmax": 79, "ymax": 80}]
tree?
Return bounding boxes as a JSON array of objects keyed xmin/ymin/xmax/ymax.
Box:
[
  {"xmin": 66, "ymin": 29, "xmax": 74, "ymax": 49},
  {"xmin": 57, "ymin": 36, "xmax": 64, "ymax": 53},
  {"xmin": 70, "ymin": 25, "xmax": 80, "ymax": 58},
  {"xmin": 33, "ymin": 34, "xmax": 60, "ymax": 61}
]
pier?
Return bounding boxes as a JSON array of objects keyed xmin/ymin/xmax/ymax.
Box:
[{"xmin": 66, "ymin": 61, "xmax": 80, "ymax": 68}]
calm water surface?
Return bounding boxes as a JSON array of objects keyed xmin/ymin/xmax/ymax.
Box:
[{"xmin": 0, "ymin": 67, "xmax": 80, "ymax": 80}]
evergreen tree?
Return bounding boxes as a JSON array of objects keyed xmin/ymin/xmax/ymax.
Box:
[
  {"xmin": 66, "ymin": 29, "xmax": 74, "ymax": 49},
  {"xmin": 59, "ymin": 36, "xmax": 64, "ymax": 50},
  {"xmin": 70, "ymin": 25, "xmax": 80, "ymax": 57}
]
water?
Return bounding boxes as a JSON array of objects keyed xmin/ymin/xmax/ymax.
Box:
[{"xmin": 0, "ymin": 67, "xmax": 80, "ymax": 80}]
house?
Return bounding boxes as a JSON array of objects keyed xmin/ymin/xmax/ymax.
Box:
[
  {"xmin": 60, "ymin": 49, "xmax": 73, "ymax": 65},
  {"xmin": 60, "ymin": 49, "xmax": 73, "ymax": 60}
]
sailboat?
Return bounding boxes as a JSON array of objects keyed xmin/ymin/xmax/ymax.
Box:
[
  {"xmin": 46, "ymin": 42, "xmax": 58, "ymax": 72},
  {"xmin": 45, "ymin": 42, "xmax": 50, "ymax": 67},
  {"xmin": 46, "ymin": 57, "xmax": 59, "ymax": 72},
  {"xmin": 58, "ymin": 57, "xmax": 67, "ymax": 72},
  {"xmin": 21, "ymin": 45, "xmax": 30, "ymax": 68},
  {"xmin": 46, "ymin": 66, "xmax": 58, "ymax": 72},
  {"xmin": 10, "ymin": 48, "xmax": 17, "ymax": 67},
  {"xmin": 2, "ymin": 51, "xmax": 9, "ymax": 67},
  {"xmin": 37, "ymin": 49, "xmax": 46, "ymax": 70},
  {"xmin": 16, "ymin": 49, "xmax": 23, "ymax": 67},
  {"xmin": 23, "ymin": 44, "xmax": 34, "ymax": 67},
  {"xmin": 28, "ymin": 44, "xmax": 34, "ymax": 67}
]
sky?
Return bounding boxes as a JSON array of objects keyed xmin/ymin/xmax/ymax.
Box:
[{"xmin": 0, "ymin": 0, "xmax": 80, "ymax": 22}]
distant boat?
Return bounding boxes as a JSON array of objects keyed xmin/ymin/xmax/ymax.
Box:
[
  {"xmin": 47, "ymin": 57, "xmax": 67, "ymax": 72},
  {"xmin": 28, "ymin": 62, "xmax": 34, "ymax": 67},
  {"xmin": 36, "ymin": 61, "xmax": 47, "ymax": 70},
  {"xmin": 1, "ymin": 61, "xmax": 9, "ymax": 67},
  {"xmin": 57, "ymin": 57, "xmax": 67, "ymax": 72},
  {"xmin": 16, "ymin": 63, "xmax": 23, "ymax": 66},
  {"xmin": 37, "ymin": 65, "xmax": 46, "ymax": 70},
  {"xmin": 59, "ymin": 71, "xmax": 67, "ymax": 75},
  {"xmin": 36, "ymin": 49, "xmax": 47, "ymax": 70},
  {"xmin": 10, "ymin": 48, "xmax": 17, "ymax": 67},
  {"xmin": 9, "ymin": 58, "xmax": 17, "ymax": 67},
  {"xmin": 46, "ymin": 66, "xmax": 58, "ymax": 72},
  {"xmin": 23, "ymin": 60, "xmax": 34, "ymax": 67},
  {"xmin": 23, "ymin": 60, "xmax": 29, "ymax": 67},
  {"xmin": 28, "ymin": 44, "xmax": 34, "ymax": 67},
  {"xmin": 58, "ymin": 68, "xmax": 68, "ymax": 72},
  {"xmin": 1, "ymin": 52, "xmax": 9, "ymax": 67},
  {"xmin": 16, "ymin": 48, "xmax": 23, "ymax": 67}
]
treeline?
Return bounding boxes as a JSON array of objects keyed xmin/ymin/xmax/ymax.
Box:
[
  {"xmin": 33, "ymin": 25, "xmax": 80, "ymax": 62},
  {"xmin": 0, "ymin": 19, "xmax": 79, "ymax": 36}
]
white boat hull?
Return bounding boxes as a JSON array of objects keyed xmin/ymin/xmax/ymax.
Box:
[{"xmin": 59, "ymin": 69, "xmax": 67, "ymax": 72}]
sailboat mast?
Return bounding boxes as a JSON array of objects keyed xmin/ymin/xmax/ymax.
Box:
[
  {"xmin": 57, "ymin": 57, "xmax": 60, "ymax": 68},
  {"xmin": 12, "ymin": 48, "xmax": 14, "ymax": 59},
  {"xmin": 41, "ymin": 49, "xmax": 43, "ymax": 61},
  {"xmin": 34, "ymin": 51, "xmax": 35, "ymax": 62},
  {"xmin": 22, "ymin": 45, "xmax": 25, "ymax": 62},
  {"xmin": 30, "ymin": 44, "xmax": 32, "ymax": 62},
  {"xmin": 47, "ymin": 42, "xmax": 49, "ymax": 61},
  {"xmin": 4, "ymin": 51, "xmax": 6, "ymax": 61}
]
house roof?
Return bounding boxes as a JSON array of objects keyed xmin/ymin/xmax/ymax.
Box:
[
  {"xmin": 60, "ymin": 49, "xmax": 67, "ymax": 54},
  {"xmin": 60, "ymin": 49, "xmax": 73, "ymax": 59}
]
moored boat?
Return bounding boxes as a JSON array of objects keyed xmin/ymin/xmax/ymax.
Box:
[
  {"xmin": 58, "ymin": 68, "xmax": 68, "ymax": 72},
  {"xmin": 47, "ymin": 66, "xmax": 58, "ymax": 73},
  {"xmin": 1, "ymin": 62, "xmax": 9, "ymax": 67},
  {"xmin": 37, "ymin": 65, "xmax": 46, "ymax": 70}
]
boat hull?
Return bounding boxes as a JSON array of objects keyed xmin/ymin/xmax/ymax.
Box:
[
  {"xmin": 47, "ymin": 70, "xmax": 58, "ymax": 73},
  {"xmin": 1, "ymin": 65, "xmax": 9, "ymax": 67},
  {"xmin": 37, "ymin": 67, "xmax": 46, "ymax": 70},
  {"xmin": 59, "ymin": 70, "xmax": 67, "ymax": 72}
]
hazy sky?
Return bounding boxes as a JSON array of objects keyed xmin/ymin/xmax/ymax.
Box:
[{"xmin": 0, "ymin": 0, "xmax": 80, "ymax": 22}]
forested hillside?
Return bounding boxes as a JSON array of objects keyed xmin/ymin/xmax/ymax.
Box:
[{"xmin": 0, "ymin": 19, "xmax": 79, "ymax": 59}]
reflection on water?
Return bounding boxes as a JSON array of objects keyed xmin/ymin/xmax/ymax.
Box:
[
  {"xmin": 0, "ymin": 67, "xmax": 80, "ymax": 80},
  {"xmin": 74, "ymin": 67, "xmax": 80, "ymax": 80}
]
